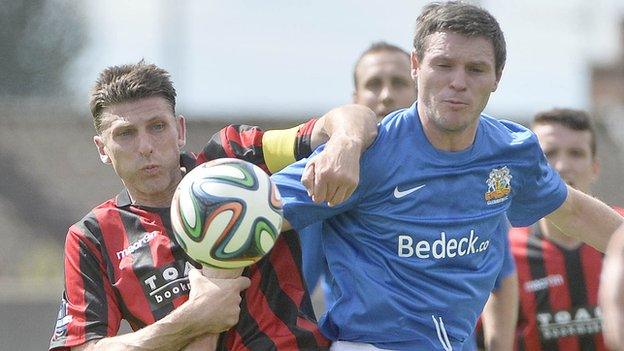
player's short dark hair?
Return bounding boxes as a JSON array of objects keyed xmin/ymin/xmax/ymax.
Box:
[
  {"xmin": 89, "ymin": 60, "xmax": 177, "ymax": 133},
  {"xmin": 353, "ymin": 41, "xmax": 410, "ymax": 88},
  {"xmin": 413, "ymin": 1, "xmax": 506, "ymax": 77},
  {"xmin": 532, "ymin": 108, "xmax": 598, "ymax": 157}
]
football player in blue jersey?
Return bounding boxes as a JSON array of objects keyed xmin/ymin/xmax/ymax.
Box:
[
  {"xmin": 299, "ymin": 40, "xmax": 518, "ymax": 351},
  {"xmin": 273, "ymin": 2, "xmax": 623, "ymax": 350}
]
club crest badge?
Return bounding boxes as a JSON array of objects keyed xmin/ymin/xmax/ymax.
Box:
[{"xmin": 485, "ymin": 166, "xmax": 512, "ymax": 205}]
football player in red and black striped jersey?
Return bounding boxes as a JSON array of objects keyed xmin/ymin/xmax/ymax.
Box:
[
  {"xmin": 509, "ymin": 108, "xmax": 623, "ymax": 351},
  {"xmin": 49, "ymin": 61, "xmax": 377, "ymax": 351}
]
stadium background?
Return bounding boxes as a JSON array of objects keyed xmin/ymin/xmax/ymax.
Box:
[{"xmin": 1, "ymin": 1, "xmax": 624, "ymax": 349}]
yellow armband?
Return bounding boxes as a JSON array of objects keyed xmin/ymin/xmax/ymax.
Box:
[{"xmin": 262, "ymin": 125, "xmax": 300, "ymax": 173}]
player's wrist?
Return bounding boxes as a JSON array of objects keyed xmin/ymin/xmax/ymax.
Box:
[{"xmin": 326, "ymin": 132, "xmax": 365, "ymax": 155}]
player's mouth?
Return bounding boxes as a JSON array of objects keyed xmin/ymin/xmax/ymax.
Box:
[
  {"xmin": 141, "ymin": 164, "xmax": 160, "ymax": 175},
  {"xmin": 443, "ymin": 99, "xmax": 469, "ymax": 108}
]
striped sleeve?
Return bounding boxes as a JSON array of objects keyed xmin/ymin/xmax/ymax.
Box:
[
  {"xmin": 49, "ymin": 221, "xmax": 122, "ymax": 350},
  {"xmin": 197, "ymin": 119, "xmax": 318, "ymax": 175}
]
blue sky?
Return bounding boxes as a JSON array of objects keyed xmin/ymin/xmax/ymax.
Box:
[{"xmin": 70, "ymin": 0, "xmax": 624, "ymax": 120}]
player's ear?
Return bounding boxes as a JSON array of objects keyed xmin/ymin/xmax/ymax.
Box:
[
  {"xmin": 93, "ymin": 135, "xmax": 111, "ymax": 164},
  {"xmin": 410, "ymin": 50, "xmax": 419, "ymax": 81},
  {"xmin": 176, "ymin": 115, "xmax": 186, "ymax": 148},
  {"xmin": 492, "ymin": 66, "xmax": 504, "ymax": 92}
]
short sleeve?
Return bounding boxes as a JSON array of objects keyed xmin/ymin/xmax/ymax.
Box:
[
  {"xmin": 49, "ymin": 225, "xmax": 121, "ymax": 350},
  {"xmin": 506, "ymin": 135, "xmax": 568, "ymax": 227},
  {"xmin": 198, "ymin": 124, "xmax": 268, "ymax": 173}
]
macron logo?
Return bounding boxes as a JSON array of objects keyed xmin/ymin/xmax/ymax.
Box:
[
  {"xmin": 393, "ymin": 184, "xmax": 426, "ymax": 199},
  {"xmin": 116, "ymin": 231, "xmax": 159, "ymax": 260}
]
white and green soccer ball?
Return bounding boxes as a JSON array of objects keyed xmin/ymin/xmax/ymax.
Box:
[{"xmin": 171, "ymin": 158, "xmax": 283, "ymax": 269}]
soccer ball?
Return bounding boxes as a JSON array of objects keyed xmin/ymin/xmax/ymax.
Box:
[{"xmin": 170, "ymin": 158, "xmax": 283, "ymax": 269}]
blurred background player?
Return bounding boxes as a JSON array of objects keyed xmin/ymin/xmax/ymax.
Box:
[{"xmin": 509, "ymin": 108, "xmax": 623, "ymax": 351}]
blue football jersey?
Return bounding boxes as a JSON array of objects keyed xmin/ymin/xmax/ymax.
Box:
[{"xmin": 271, "ymin": 103, "xmax": 567, "ymax": 350}]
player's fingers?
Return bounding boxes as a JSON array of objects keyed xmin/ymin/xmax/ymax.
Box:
[
  {"xmin": 233, "ymin": 276, "xmax": 251, "ymax": 291},
  {"xmin": 188, "ymin": 268, "xmax": 205, "ymax": 287},
  {"xmin": 323, "ymin": 183, "xmax": 339, "ymax": 206},
  {"xmin": 327, "ymin": 186, "xmax": 349, "ymax": 207},
  {"xmin": 312, "ymin": 172, "xmax": 328, "ymax": 203},
  {"xmin": 301, "ymin": 162, "xmax": 315, "ymax": 197}
]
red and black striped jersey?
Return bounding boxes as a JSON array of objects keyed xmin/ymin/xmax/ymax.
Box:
[
  {"xmin": 510, "ymin": 208, "xmax": 623, "ymax": 351},
  {"xmin": 50, "ymin": 121, "xmax": 330, "ymax": 350}
]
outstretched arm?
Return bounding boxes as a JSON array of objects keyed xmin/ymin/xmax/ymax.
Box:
[
  {"xmin": 599, "ymin": 223, "xmax": 624, "ymax": 351},
  {"xmin": 201, "ymin": 104, "xmax": 376, "ymax": 207},
  {"xmin": 545, "ymin": 185, "xmax": 623, "ymax": 252}
]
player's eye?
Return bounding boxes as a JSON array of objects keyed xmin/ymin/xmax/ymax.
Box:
[
  {"xmin": 116, "ymin": 129, "xmax": 135, "ymax": 138},
  {"xmin": 365, "ymin": 78, "xmax": 382, "ymax": 91},
  {"xmin": 392, "ymin": 78, "xmax": 410, "ymax": 88},
  {"xmin": 569, "ymin": 149, "xmax": 587, "ymax": 158},
  {"xmin": 152, "ymin": 122, "xmax": 166, "ymax": 131}
]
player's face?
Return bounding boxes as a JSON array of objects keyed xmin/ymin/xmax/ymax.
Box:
[
  {"xmin": 93, "ymin": 96, "xmax": 186, "ymax": 206},
  {"xmin": 533, "ymin": 123, "xmax": 598, "ymax": 192},
  {"xmin": 353, "ymin": 50, "xmax": 416, "ymax": 121},
  {"xmin": 413, "ymin": 31, "xmax": 500, "ymax": 140}
]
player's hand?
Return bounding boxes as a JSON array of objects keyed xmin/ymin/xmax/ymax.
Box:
[
  {"xmin": 301, "ymin": 135, "xmax": 362, "ymax": 207},
  {"xmin": 599, "ymin": 225, "xmax": 624, "ymax": 350},
  {"xmin": 186, "ymin": 268, "xmax": 250, "ymax": 334}
]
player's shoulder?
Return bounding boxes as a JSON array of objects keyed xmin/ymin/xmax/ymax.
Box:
[
  {"xmin": 479, "ymin": 114, "xmax": 543, "ymax": 161},
  {"xmin": 480, "ymin": 115, "xmax": 535, "ymax": 142},
  {"xmin": 378, "ymin": 105, "xmax": 415, "ymax": 131},
  {"xmin": 70, "ymin": 196, "xmax": 119, "ymax": 237},
  {"xmin": 369, "ymin": 104, "xmax": 418, "ymax": 151}
]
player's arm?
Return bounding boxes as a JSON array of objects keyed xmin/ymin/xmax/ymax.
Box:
[
  {"xmin": 303, "ymin": 104, "xmax": 377, "ymax": 206},
  {"xmin": 203, "ymin": 105, "xmax": 377, "ymax": 207},
  {"xmin": 70, "ymin": 269, "xmax": 250, "ymax": 351},
  {"xmin": 599, "ymin": 223, "xmax": 624, "ymax": 351},
  {"xmin": 480, "ymin": 272, "xmax": 518, "ymax": 351},
  {"xmin": 261, "ymin": 104, "xmax": 376, "ymax": 174},
  {"xmin": 545, "ymin": 185, "xmax": 624, "ymax": 252}
]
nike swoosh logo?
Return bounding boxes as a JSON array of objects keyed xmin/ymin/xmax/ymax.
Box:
[{"xmin": 393, "ymin": 184, "xmax": 426, "ymax": 199}]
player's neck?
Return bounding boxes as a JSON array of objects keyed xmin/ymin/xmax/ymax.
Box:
[
  {"xmin": 126, "ymin": 185, "xmax": 178, "ymax": 208},
  {"xmin": 129, "ymin": 192, "xmax": 174, "ymax": 208},
  {"xmin": 538, "ymin": 219, "xmax": 582, "ymax": 250},
  {"xmin": 418, "ymin": 109, "xmax": 477, "ymax": 152}
]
